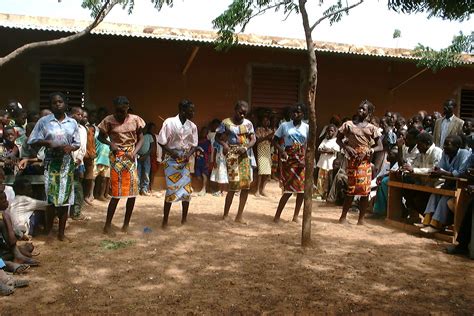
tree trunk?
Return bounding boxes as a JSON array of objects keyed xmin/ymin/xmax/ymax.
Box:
[
  {"xmin": 299, "ymin": 0, "xmax": 318, "ymax": 247},
  {"xmin": 0, "ymin": 0, "xmax": 118, "ymax": 68}
]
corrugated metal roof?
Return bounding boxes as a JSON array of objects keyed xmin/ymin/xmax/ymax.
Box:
[{"xmin": 0, "ymin": 13, "xmax": 472, "ymax": 63}]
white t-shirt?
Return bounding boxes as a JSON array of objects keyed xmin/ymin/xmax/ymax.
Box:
[{"xmin": 317, "ymin": 138, "xmax": 340, "ymax": 170}]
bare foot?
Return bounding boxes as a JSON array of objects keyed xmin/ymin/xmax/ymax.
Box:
[
  {"xmin": 198, "ymin": 191, "xmax": 206, "ymax": 197},
  {"xmin": 103, "ymin": 226, "xmax": 115, "ymax": 237},
  {"xmin": 84, "ymin": 197, "xmax": 94, "ymax": 206},
  {"xmin": 261, "ymin": 191, "xmax": 268, "ymax": 197},
  {"xmin": 357, "ymin": 219, "xmax": 365, "ymax": 226},
  {"xmin": 97, "ymin": 196, "xmax": 107, "ymax": 202},
  {"xmin": 181, "ymin": 219, "xmax": 187, "ymax": 225},
  {"xmin": 234, "ymin": 217, "xmax": 248, "ymax": 225},
  {"xmin": 255, "ymin": 192, "xmax": 260, "ymax": 198},
  {"xmin": 121, "ymin": 225, "xmax": 129, "ymax": 233},
  {"xmin": 273, "ymin": 217, "xmax": 280, "ymax": 224},
  {"xmin": 338, "ymin": 217, "xmax": 348, "ymax": 224},
  {"xmin": 161, "ymin": 223, "xmax": 169, "ymax": 230},
  {"xmin": 292, "ymin": 217, "xmax": 300, "ymax": 223}
]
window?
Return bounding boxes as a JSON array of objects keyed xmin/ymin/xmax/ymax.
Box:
[
  {"xmin": 250, "ymin": 66, "xmax": 301, "ymax": 109},
  {"xmin": 460, "ymin": 89, "xmax": 474, "ymax": 120},
  {"xmin": 39, "ymin": 63, "xmax": 85, "ymax": 109}
]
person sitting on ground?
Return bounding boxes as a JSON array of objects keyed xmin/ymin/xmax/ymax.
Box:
[
  {"xmin": 0, "ymin": 169, "xmax": 38, "ymax": 270},
  {"xmin": 316, "ymin": 124, "xmax": 340, "ymax": 200},
  {"xmin": 255, "ymin": 115, "xmax": 274, "ymax": 197},
  {"xmin": 195, "ymin": 126, "xmax": 212, "ymax": 197},
  {"xmin": 0, "ymin": 126, "xmax": 19, "ymax": 175},
  {"xmin": 6, "ymin": 178, "xmax": 48, "ymax": 240},
  {"xmin": 433, "ymin": 99, "xmax": 464, "ymax": 148},
  {"xmin": 419, "ymin": 135, "xmax": 470, "ymax": 233},
  {"xmin": 273, "ymin": 103, "xmax": 309, "ymax": 223},
  {"xmin": 137, "ymin": 122, "xmax": 155, "ymax": 196}
]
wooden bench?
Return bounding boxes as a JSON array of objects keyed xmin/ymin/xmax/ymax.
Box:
[{"xmin": 387, "ymin": 171, "xmax": 470, "ymax": 243}]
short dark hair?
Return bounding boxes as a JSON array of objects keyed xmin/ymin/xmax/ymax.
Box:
[
  {"xmin": 49, "ymin": 92, "xmax": 68, "ymax": 105},
  {"xmin": 13, "ymin": 177, "xmax": 31, "ymax": 196},
  {"xmin": 417, "ymin": 132, "xmax": 434, "ymax": 145},
  {"xmin": 69, "ymin": 105, "xmax": 83, "ymax": 114},
  {"xmin": 292, "ymin": 103, "xmax": 307, "ymax": 114},
  {"xmin": 178, "ymin": 99, "xmax": 194, "ymax": 112},
  {"xmin": 113, "ymin": 96, "xmax": 130, "ymax": 106},
  {"xmin": 3, "ymin": 126, "xmax": 15, "ymax": 133},
  {"xmin": 234, "ymin": 100, "xmax": 249, "ymax": 111},
  {"xmin": 407, "ymin": 127, "xmax": 421, "ymax": 138},
  {"xmin": 445, "ymin": 135, "xmax": 462, "ymax": 148},
  {"xmin": 444, "ymin": 98, "xmax": 457, "ymax": 108}
]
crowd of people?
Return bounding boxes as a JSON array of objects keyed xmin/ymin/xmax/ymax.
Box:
[{"xmin": 0, "ymin": 94, "xmax": 473, "ymax": 296}]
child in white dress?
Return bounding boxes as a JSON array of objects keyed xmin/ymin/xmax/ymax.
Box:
[{"xmin": 316, "ymin": 124, "xmax": 340, "ymax": 199}]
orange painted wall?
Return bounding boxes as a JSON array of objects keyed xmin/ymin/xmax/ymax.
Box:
[{"xmin": 1, "ymin": 28, "xmax": 473, "ymax": 131}]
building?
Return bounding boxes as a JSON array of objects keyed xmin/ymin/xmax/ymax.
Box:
[{"xmin": 1, "ymin": 13, "xmax": 473, "ymax": 130}]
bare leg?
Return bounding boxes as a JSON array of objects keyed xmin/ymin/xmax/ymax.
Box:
[
  {"xmin": 94, "ymin": 175, "xmax": 103, "ymax": 199},
  {"xmin": 181, "ymin": 201, "xmax": 189, "ymax": 224},
  {"xmin": 255, "ymin": 175, "xmax": 262, "ymax": 197},
  {"xmin": 122, "ymin": 197, "xmax": 136, "ymax": 232},
  {"xmin": 292, "ymin": 193, "xmax": 304, "ymax": 222},
  {"xmin": 261, "ymin": 175, "xmax": 269, "ymax": 197},
  {"xmin": 198, "ymin": 175, "xmax": 208, "ymax": 196},
  {"xmin": 44, "ymin": 205, "xmax": 55, "ymax": 235},
  {"xmin": 57, "ymin": 206, "xmax": 68, "ymax": 241},
  {"xmin": 339, "ymin": 195, "xmax": 355, "ymax": 223},
  {"xmin": 223, "ymin": 191, "xmax": 235, "ymax": 219},
  {"xmin": 358, "ymin": 196, "xmax": 369, "ymax": 225},
  {"xmin": 274, "ymin": 193, "xmax": 292, "ymax": 223},
  {"xmin": 103, "ymin": 177, "xmax": 111, "ymax": 199},
  {"xmin": 103, "ymin": 197, "xmax": 120, "ymax": 234},
  {"xmin": 162, "ymin": 201, "xmax": 172, "ymax": 228},
  {"xmin": 235, "ymin": 189, "xmax": 249, "ymax": 223},
  {"xmin": 84, "ymin": 179, "xmax": 95, "ymax": 204}
]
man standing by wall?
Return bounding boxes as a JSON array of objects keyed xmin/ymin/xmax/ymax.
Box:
[{"xmin": 434, "ymin": 99, "xmax": 464, "ymax": 147}]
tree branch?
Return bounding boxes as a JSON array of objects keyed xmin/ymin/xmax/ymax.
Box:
[
  {"xmin": 310, "ymin": 0, "xmax": 363, "ymax": 32},
  {"xmin": 242, "ymin": 1, "xmax": 291, "ymax": 31},
  {"xmin": 0, "ymin": 0, "xmax": 118, "ymax": 68}
]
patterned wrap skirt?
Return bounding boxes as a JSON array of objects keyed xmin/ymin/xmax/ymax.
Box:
[
  {"xmin": 257, "ymin": 141, "xmax": 272, "ymax": 175},
  {"xmin": 163, "ymin": 152, "xmax": 192, "ymax": 203},
  {"xmin": 110, "ymin": 147, "xmax": 139, "ymax": 198},
  {"xmin": 280, "ymin": 143, "xmax": 305, "ymax": 193},
  {"xmin": 226, "ymin": 145, "xmax": 252, "ymax": 191},
  {"xmin": 44, "ymin": 154, "xmax": 75, "ymax": 207},
  {"xmin": 346, "ymin": 152, "xmax": 372, "ymax": 196}
]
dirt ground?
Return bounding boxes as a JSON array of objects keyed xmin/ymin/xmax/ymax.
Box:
[{"xmin": 1, "ymin": 181, "xmax": 473, "ymax": 314}]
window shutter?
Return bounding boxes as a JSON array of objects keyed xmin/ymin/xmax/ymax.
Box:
[
  {"xmin": 251, "ymin": 67, "xmax": 301, "ymax": 109},
  {"xmin": 40, "ymin": 63, "xmax": 85, "ymax": 109},
  {"xmin": 460, "ymin": 89, "xmax": 474, "ymax": 120}
]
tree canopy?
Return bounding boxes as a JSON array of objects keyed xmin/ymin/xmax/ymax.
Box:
[{"xmin": 387, "ymin": 0, "xmax": 474, "ymax": 21}]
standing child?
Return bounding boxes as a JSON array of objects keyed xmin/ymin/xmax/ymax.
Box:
[
  {"xmin": 210, "ymin": 132, "xmax": 228, "ymax": 196},
  {"xmin": 462, "ymin": 118, "xmax": 474, "ymax": 150},
  {"xmin": 137, "ymin": 123, "xmax": 155, "ymax": 196},
  {"xmin": 0, "ymin": 126, "xmax": 19, "ymax": 175},
  {"xmin": 255, "ymin": 116, "xmax": 274, "ymax": 197},
  {"xmin": 195, "ymin": 127, "xmax": 212, "ymax": 196},
  {"xmin": 316, "ymin": 124, "xmax": 340, "ymax": 199}
]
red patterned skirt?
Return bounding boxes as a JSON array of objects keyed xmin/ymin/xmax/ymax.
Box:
[
  {"xmin": 280, "ymin": 143, "xmax": 305, "ymax": 193},
  {"xmin": 346, "ymin": 156, "xmax": 371, "ymax": 196}
]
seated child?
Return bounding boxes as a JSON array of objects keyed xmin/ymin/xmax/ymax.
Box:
[
  {"xmin": 6, "ymin": 178, "xmax": 48, "ymax": 240},
  {"xmin": 0, "ymin": 126, "xmax": 19, "ymax": 175}
]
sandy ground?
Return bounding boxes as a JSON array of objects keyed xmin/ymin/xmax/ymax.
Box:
[{"xmin": 1, "ymin": 181, "xmax": 473, "ymax": 314}]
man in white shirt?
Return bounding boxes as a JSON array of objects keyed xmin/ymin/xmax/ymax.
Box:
[
  {"xmin": 434, "ymin": 99, "xmax": 464, "ymax": 147},
  {"xmin": 157, "ymin": 100, "xmax": 198, "ymax": 229}
]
